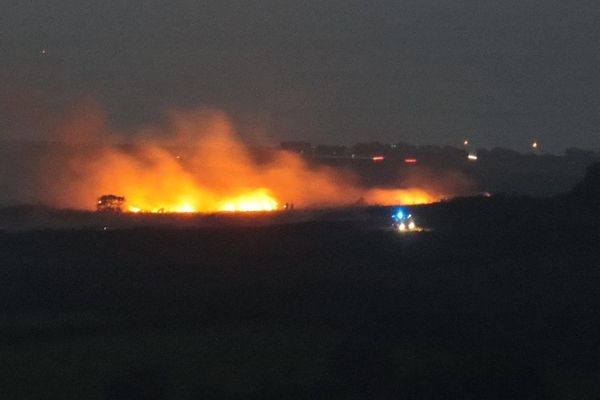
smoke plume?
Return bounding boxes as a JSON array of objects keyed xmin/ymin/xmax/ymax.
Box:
[{"xmin": 1, "ymin": 103, "xmax": 471, "ymax": 212}]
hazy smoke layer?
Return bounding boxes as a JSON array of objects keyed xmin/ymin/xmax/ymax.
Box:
[{"xmin": 1, "ymin": 105, "xmax": 471, "ymax": 211}]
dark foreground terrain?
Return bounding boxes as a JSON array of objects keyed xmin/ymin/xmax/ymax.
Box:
[{"xmin": 2, "ymin": 195, "xmax": 600, "ymax": 399}]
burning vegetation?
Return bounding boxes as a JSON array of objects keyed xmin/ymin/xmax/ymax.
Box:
[
  {"xmin": 97, "ymin": 195, "xmax": 125, "ymax": 212},
  {"xmin": 28, "ymin": 108, "xmax": 456, "ymax": 213}
]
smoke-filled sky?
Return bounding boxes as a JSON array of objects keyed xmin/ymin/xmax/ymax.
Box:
[{"xmin": 2, "ymin": 0, "xmax": 599, "ymax": 153}]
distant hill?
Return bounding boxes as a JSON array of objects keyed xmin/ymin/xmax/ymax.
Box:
[{"xmin": 569, "ymin": 161, "xmax": 600, "ymax": 203}]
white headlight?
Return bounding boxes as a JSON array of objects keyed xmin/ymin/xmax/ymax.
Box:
[
  {"xmin": 408, "ymin": 221, "xmax": 415, "ymax": 230},
  {"xmin": 399, "ymin": 223, "xmax": 406, "ymax": 231}
]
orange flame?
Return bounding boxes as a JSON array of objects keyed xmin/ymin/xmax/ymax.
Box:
[
  {"xmin": 221, "ymin": 189, "xmax": 278, "ymax": 212},
  {"xmin": 32, "ymin": 108, "xmax": 456, "ymax": 212},
  {"xmin": 364, "ymin": 188, "xmax": 441, "ymax": 206}
]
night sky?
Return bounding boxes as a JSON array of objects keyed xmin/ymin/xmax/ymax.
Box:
[{"xmin": 2, "ymin": 0, "xmax": 599, "ymax": 153}]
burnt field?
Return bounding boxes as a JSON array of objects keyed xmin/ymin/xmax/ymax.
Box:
[{"xmin": 2, "ymin": 197, "xmax": 600, "ymax": 399}]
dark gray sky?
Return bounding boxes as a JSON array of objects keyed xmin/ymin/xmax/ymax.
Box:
[{"xmin": 2, "ymin": 0, "xmax": 599, "ymax": 152}]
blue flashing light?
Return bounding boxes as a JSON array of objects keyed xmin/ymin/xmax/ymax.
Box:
[{"xmin": 394, "ymin": 208, "xmax": 405, "ymax": 220}]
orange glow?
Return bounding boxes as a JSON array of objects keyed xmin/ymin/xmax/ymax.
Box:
[
  {"xmin": 32, "ymin": 108, "xmax": 462, "ymax": 213},
  {"xmin": 404, "ymin": 158, "xmax": 417, "ymax": 164},
  {"xmin": 364, "ymin": 188, "xmax": 442, "ymax": 205},
  {"xmin": 175, "ymin": 203, "xmax": 195, "ymax": 213},
  {"xmin": 221, "ymin": 188, "xmax": 278, "ymax": 212},
  {"xmin": 128, "ymin": 203, "xmax": 195, "ymax": 213}
]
